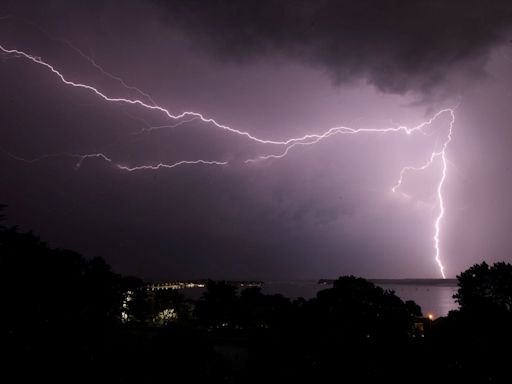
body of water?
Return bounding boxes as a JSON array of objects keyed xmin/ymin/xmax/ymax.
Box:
[
  {"xmin": 182, "ymin": 279, "xmax": 459, "ymax": 318},
  {"xmin": 261, "ymin": 280, "xmax": 459, "ymax": 317},
  {"xmin": 374, "ymin": 281, "xmax": 458, "ymax": 317}
]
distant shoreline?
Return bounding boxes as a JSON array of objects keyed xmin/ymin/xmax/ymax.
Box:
[
  {"xmin": 319, "ymin": 278, "xmax": 458, "ymax": 287},
  {"xmin": 147, "ymin": 278, "xmax": 459, "ymax": 288}
]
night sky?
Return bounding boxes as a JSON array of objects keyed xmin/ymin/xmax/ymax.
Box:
[{"xmin": 1, "ymin": 1, "xmax": 512, "ymax": 280}]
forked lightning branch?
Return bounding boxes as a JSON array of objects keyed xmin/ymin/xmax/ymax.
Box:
[{"xmin": 0, "ymin": 43, "xmax": 455, "ymax": 278}]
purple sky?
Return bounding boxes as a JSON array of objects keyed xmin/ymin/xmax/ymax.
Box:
[{"xmin": 1, "ymin": 1, "xmax": 512, "ymax": 280}]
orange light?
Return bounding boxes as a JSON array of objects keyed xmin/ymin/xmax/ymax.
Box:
[{"xmin": 427, "ymin": 313, "xmax": 434, "ymax": 320}]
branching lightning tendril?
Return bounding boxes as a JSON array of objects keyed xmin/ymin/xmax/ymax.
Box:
[
  {"xmin": 0, "ymin": 43, "xmax": 455, "ymax": 278},
  {"xmin": 61, "ymin": 39, "xmax": 159, "ymax": 107}
]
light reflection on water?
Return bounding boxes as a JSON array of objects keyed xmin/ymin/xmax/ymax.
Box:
[
  {"xmin": 183, "ymin": 280, "xmax": 459, "ymax": 317},
  {"xmin": 261, "ymin": 281, "xmax": 459, "ymax": 317},
  {"xmin": 374, "ymin": 283, "xmax": 458, "ymax": 317}
]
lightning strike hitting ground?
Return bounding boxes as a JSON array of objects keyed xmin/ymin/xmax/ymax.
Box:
[{"xmin": 0, "ymin": 43, "xmax": 455, "ymax": 278}]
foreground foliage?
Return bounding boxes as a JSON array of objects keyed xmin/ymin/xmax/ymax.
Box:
[{"xmin": 1, "ymin": 209, "xmax": 510, "ymax": 383}]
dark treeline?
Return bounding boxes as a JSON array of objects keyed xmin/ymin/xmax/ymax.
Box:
[{"xmin": 1, "ymin": 208, "xmax": 511, "ymax": 383}]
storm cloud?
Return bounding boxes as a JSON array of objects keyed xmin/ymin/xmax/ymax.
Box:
[
  {"xmin": 156, "ymin": 0, "xmax": 512, "ymax": 94},
  {"xmin": 1, "ymin": 1, "xmax": 512, "ymax": 280}
]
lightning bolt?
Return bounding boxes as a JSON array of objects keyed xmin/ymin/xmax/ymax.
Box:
[
  {"xmin": 391, "ymin": 109, "xmax": 455, "ymax": 279},
  {"xmin": 0, "ymin": 44, "xmax": 309, "ymax": 145},
  {"xmin": 60, "ymin": 39, "xmax": 159, "ymax": 107},
  {"xmin": 0, "ymin": 43, "xmax": 455, "ymax": 278}
]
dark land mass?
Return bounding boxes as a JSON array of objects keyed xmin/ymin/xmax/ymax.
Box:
[
  {"xmin": 319, "ymin": 278, "xmax": 458, "ymax": 287},
  {"xmin": 148, "ymin": 279, "xmax": 263, "ymax": 287},
  {"xmin": 2, "ymin": 207, "xmax": 512, "ymax": 383}
]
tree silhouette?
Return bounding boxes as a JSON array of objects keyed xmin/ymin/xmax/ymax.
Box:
[
  {"xmin": 0, "ymin": 213, "xmax": 129, "ymax": 383},
  {"xmin": 0, "ymin": 204, "xmax": 5, "ymax": 227},
  {"xmin": 427, "ymin": 261, "xmax": 512, "ymax": 383},
  {"xmin": 309, "ymin": 276, "xmax": 419, "ymax": 340},
  {"xmin": 195, "ymin": 280, "xmax": 239, "ymax": 328},
  {"xmin": 8, "ymin": 204, "xmax": 484, "ymax": 382},
  {"xmin": 454, "ymin": 261, "xmax": 512, "ymax": 314}
]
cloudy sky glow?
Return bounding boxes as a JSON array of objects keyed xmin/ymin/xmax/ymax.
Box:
[{"xmin": 1, "ymin": 1, "xmax": 512, "ymax": 280}]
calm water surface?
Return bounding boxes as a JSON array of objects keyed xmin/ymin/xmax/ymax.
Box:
[
  {"xmin": 183, "ymin": 280, "xmax": 459, "ymax": 318},
  {"xmin": 376, "ymin": 282, "xmax": 458, "ymax": 317},
  {"xmin": 261, "ymin": 280, "xmax": 458, "ymax": 317}
]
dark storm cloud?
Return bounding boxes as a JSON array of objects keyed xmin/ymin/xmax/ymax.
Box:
[
  {"xmin": 2, "ymin": 0, "xmax": 512, "ymax": 280},
  {"xmin": 156, "ymin": 0, "xmax": 512, "ymax": 94}
]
